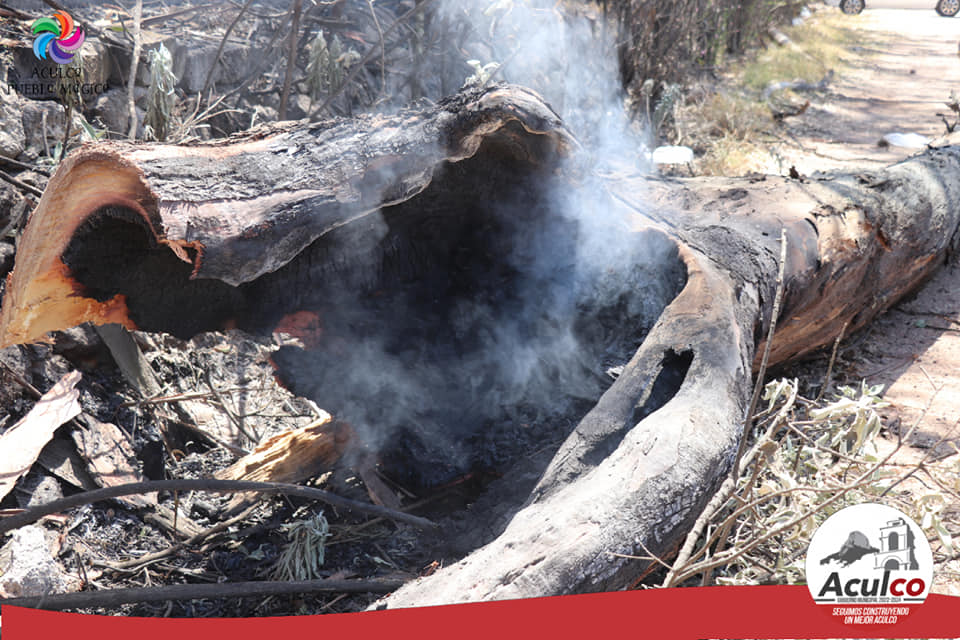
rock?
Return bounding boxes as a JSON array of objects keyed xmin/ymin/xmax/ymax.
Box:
[
  {"xmin": 0, "ymin": 525, "xmax": 80, "ymax": 598},
  {"xmin": 251, "ymin": 104, "xmax": 279, "ymax": 126},
  {"xmin": 0, "ymin": 345, "xmax": 34, "ymax": 414},
  {"xmin": 25, "ymin": 344, "xmax": 73, "ymax": 389},
  {"xmin": 0, "ymin": 343, "xmax": 30, "ymax": 377},
  {"xmin": 52, "ymin": 324, "xmax": 110, "ymax": 369},
  {"xmin": 15, "ymin": 470, "xmax": 65, "ymax": 509},
  {"xmin": 168, "ymin": 40, "xmax": 253, "ymax": 94},
  {"xmin": 284, "ymin": 94, "xmax": 313, "ymax": 121},
  {"xmin": 79, "ymin": 38, "xmax": 113, "ymax": 89},
  {"xmin": 0, "ymin": 89, "xmax": 26, "ymax": 158},
  {"xmin": 10, "ymin": 170, "xmax": 48, "ymax": 192},
  {"xmin": 0, "ymin": 183, "xmax": 28, "ymax": 238},
  {"xmin": 90, "ymin": 87, "xmax": 146, "ymax": 136},
  {"xmin": 21, "ymin": 100, "xmax": 109, "ymax": 157},
  {"xmin": 0, "ymin": 238, "xmax": 16, "ymax": 277},
  {"xmin": 20, "ymin": 100, "xmax": 68, "ymax": 158},
  {"xmin": 208, "ymin": 107, "xmax": 248, "ymax": 137}
]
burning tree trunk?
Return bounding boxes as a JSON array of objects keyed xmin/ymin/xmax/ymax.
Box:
[{"xmin": 2, "ymin": 84, "xmax": 959, "ymax": 605}]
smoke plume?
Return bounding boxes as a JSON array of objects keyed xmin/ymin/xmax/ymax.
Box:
[{"xmin": 275, "ymin": 0, "xmax": 673, "ymax": 491}]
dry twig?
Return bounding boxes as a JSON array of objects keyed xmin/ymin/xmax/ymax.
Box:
[
  {"xmin": 368, "ymin": 0, "xmax": 386, "ymax": 97},
  {"xmin": 0, "ymin": 478, "xmax": 438, "ymax": 535},
  {"xmin": 736, "ymin": 227, "xmax": 788, "ymax": 481},
  {"xmin": 0, "ymin": 576, "xmax": 404, "ymax": 611},
  {"xmin": 279, "ymin": 0, "xmax": 304, "ymax": 120},
  {"xmin": 0, "ymin": 168, "xmax": 43, "ymax": 198},
  {"xmin": 665, "ymin": 386, "xmax": 937, "ymax": 586},
  {"xmin": 0, "ymin": 155, "xmax": 51, "ymax": 177},
  {"xmin": 126, "ymin": 0, "xmax": 144, "ymax": 140},
  {"xmin": 98, "ymin": 504, "xmax": 260, "ymax": 571},
  {"xmin": 202, "ymin": 0, "xmax": 256, "ymax": 97},
  {"xmin": 817, "ymin": 320, "xmax": 849, "ymax": 402}
]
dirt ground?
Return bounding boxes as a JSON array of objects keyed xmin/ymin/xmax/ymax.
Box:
[
  {"xmin": 779, "ymin": 7, "xmax": 960, "ymax": 173},
  {"xmin": 771, "ymin": 5, "xmax": 960, "ymax": 594}
]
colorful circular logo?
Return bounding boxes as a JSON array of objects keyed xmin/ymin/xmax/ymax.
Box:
[
  {"xmin": 806, "ymin": 503, "xmax": 933, "ymax": 626},
  {"xmin": 31, "ymin": 10, "xmax": 85, "ymax": 65}
]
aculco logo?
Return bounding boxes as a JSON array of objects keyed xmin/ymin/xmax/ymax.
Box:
[
  {"xmin": 817, "ymin": 566, "xmax": 927, "ymax": 599},
  {"xmin": 806, "ymin": 503, "xmax": 933, "ymax": 610}
]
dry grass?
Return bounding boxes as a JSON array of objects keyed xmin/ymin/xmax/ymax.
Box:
[
  {"xmin": 668, "ymin": 9, "xmax": 870, "ymax": 177},
  {"xmin": 741, "ymin": 16, "xmax": 863, "ymax": 91},
  {"xmin": 661, "ymin": 376, "xmax": 959, "ymax": 592},
  {"xmin": 679, "ymin": 92, "xmax": 771, "ymax": 175}
]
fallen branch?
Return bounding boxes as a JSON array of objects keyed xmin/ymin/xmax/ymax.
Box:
[
  {"xmin": 117, "ymin": 387, "xmax": 260, "ymax": 408},
  {"xmin": 126, "ymin": 0, "xmax": 143, "ymax": 140},
  {"xmin": 5, "ymin": 83, "xmax": 960, "ymax": 605},
  {"xmin": 0, "ymin": 4, "xmax": 32, "ymax": 19},
  {"xmin": 0, "ymin": 576, "xmax": 404, "ymax": 611},
  {"xmin": 140, "ymin": 2, "xmax": 217, "ymax": 28},
  {"xmin": 0, "ymin": 155, "xmax": 51, "ymax": 177},
  {"xmin": 98, "ymin": 504, "xmax": 259, "ymax": 571},
  {"xmin": 202, "ymin": 0, "xmax": 256, "ymax": 97},
  {"xmin": 278, "ymin": 0, "xmax": 303, "ymax": 120},
  {"xmin": 0, "ymin": 479, "xmax": 438, "ymax": 535},
  {"xmin": 762, "ymin": 70, "xmax": 834, "ymax": 100},
  {"xmin": 0, "ymin": 168, "xmax": 43, "ymax": 198}
]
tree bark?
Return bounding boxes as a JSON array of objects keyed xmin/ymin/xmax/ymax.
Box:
[
  {"xmin": 0, "ymin": 84, "xmax": 573, "ymax": 345},
  {"xmin": 3, "ymin": 84, "xmax": 960, "ymax": 606},
  {"xmin": 381, "ymin": 150, "xmax": 960, "ymax": 605}
]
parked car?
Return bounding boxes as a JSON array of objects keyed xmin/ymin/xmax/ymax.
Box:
[
  {"xmin": 839, "ymin": 0, "xmax": 959, "ymax": 16},
  {"xmin": 936, "ymin": 0, "xmax": 960, "ymax": 15}
]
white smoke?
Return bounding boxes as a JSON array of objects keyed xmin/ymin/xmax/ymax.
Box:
[
  {"xmin": 439, "ymin": 0, "xmax": 649, "ymax": 167},
  {"xmin": 279, "ymin": 1, "xmax": 674, "ymax": 490}
]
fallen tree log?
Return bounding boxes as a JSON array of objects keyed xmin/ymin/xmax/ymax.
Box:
[
  {"xmin": 2, "ymin": 83, "xmax": 959, "ymax": 606},
  {"xmin": 0, "ymin": 85, "xmax": 573, "ymax": 343}
]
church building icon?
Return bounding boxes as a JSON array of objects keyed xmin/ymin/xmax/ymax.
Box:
[{"xmin": 873, "ymin": 517, "xmax": 919, "ymax": 571}]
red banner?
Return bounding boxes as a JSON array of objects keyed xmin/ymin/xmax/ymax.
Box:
[{"xmin": 3, "ymin": 585, "xmax": 960, "ymax": 639}]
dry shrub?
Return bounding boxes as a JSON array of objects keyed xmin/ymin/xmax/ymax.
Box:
[{"xmin": 609, "ymin": 0, "xmax": 809, "ymax": 91}]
